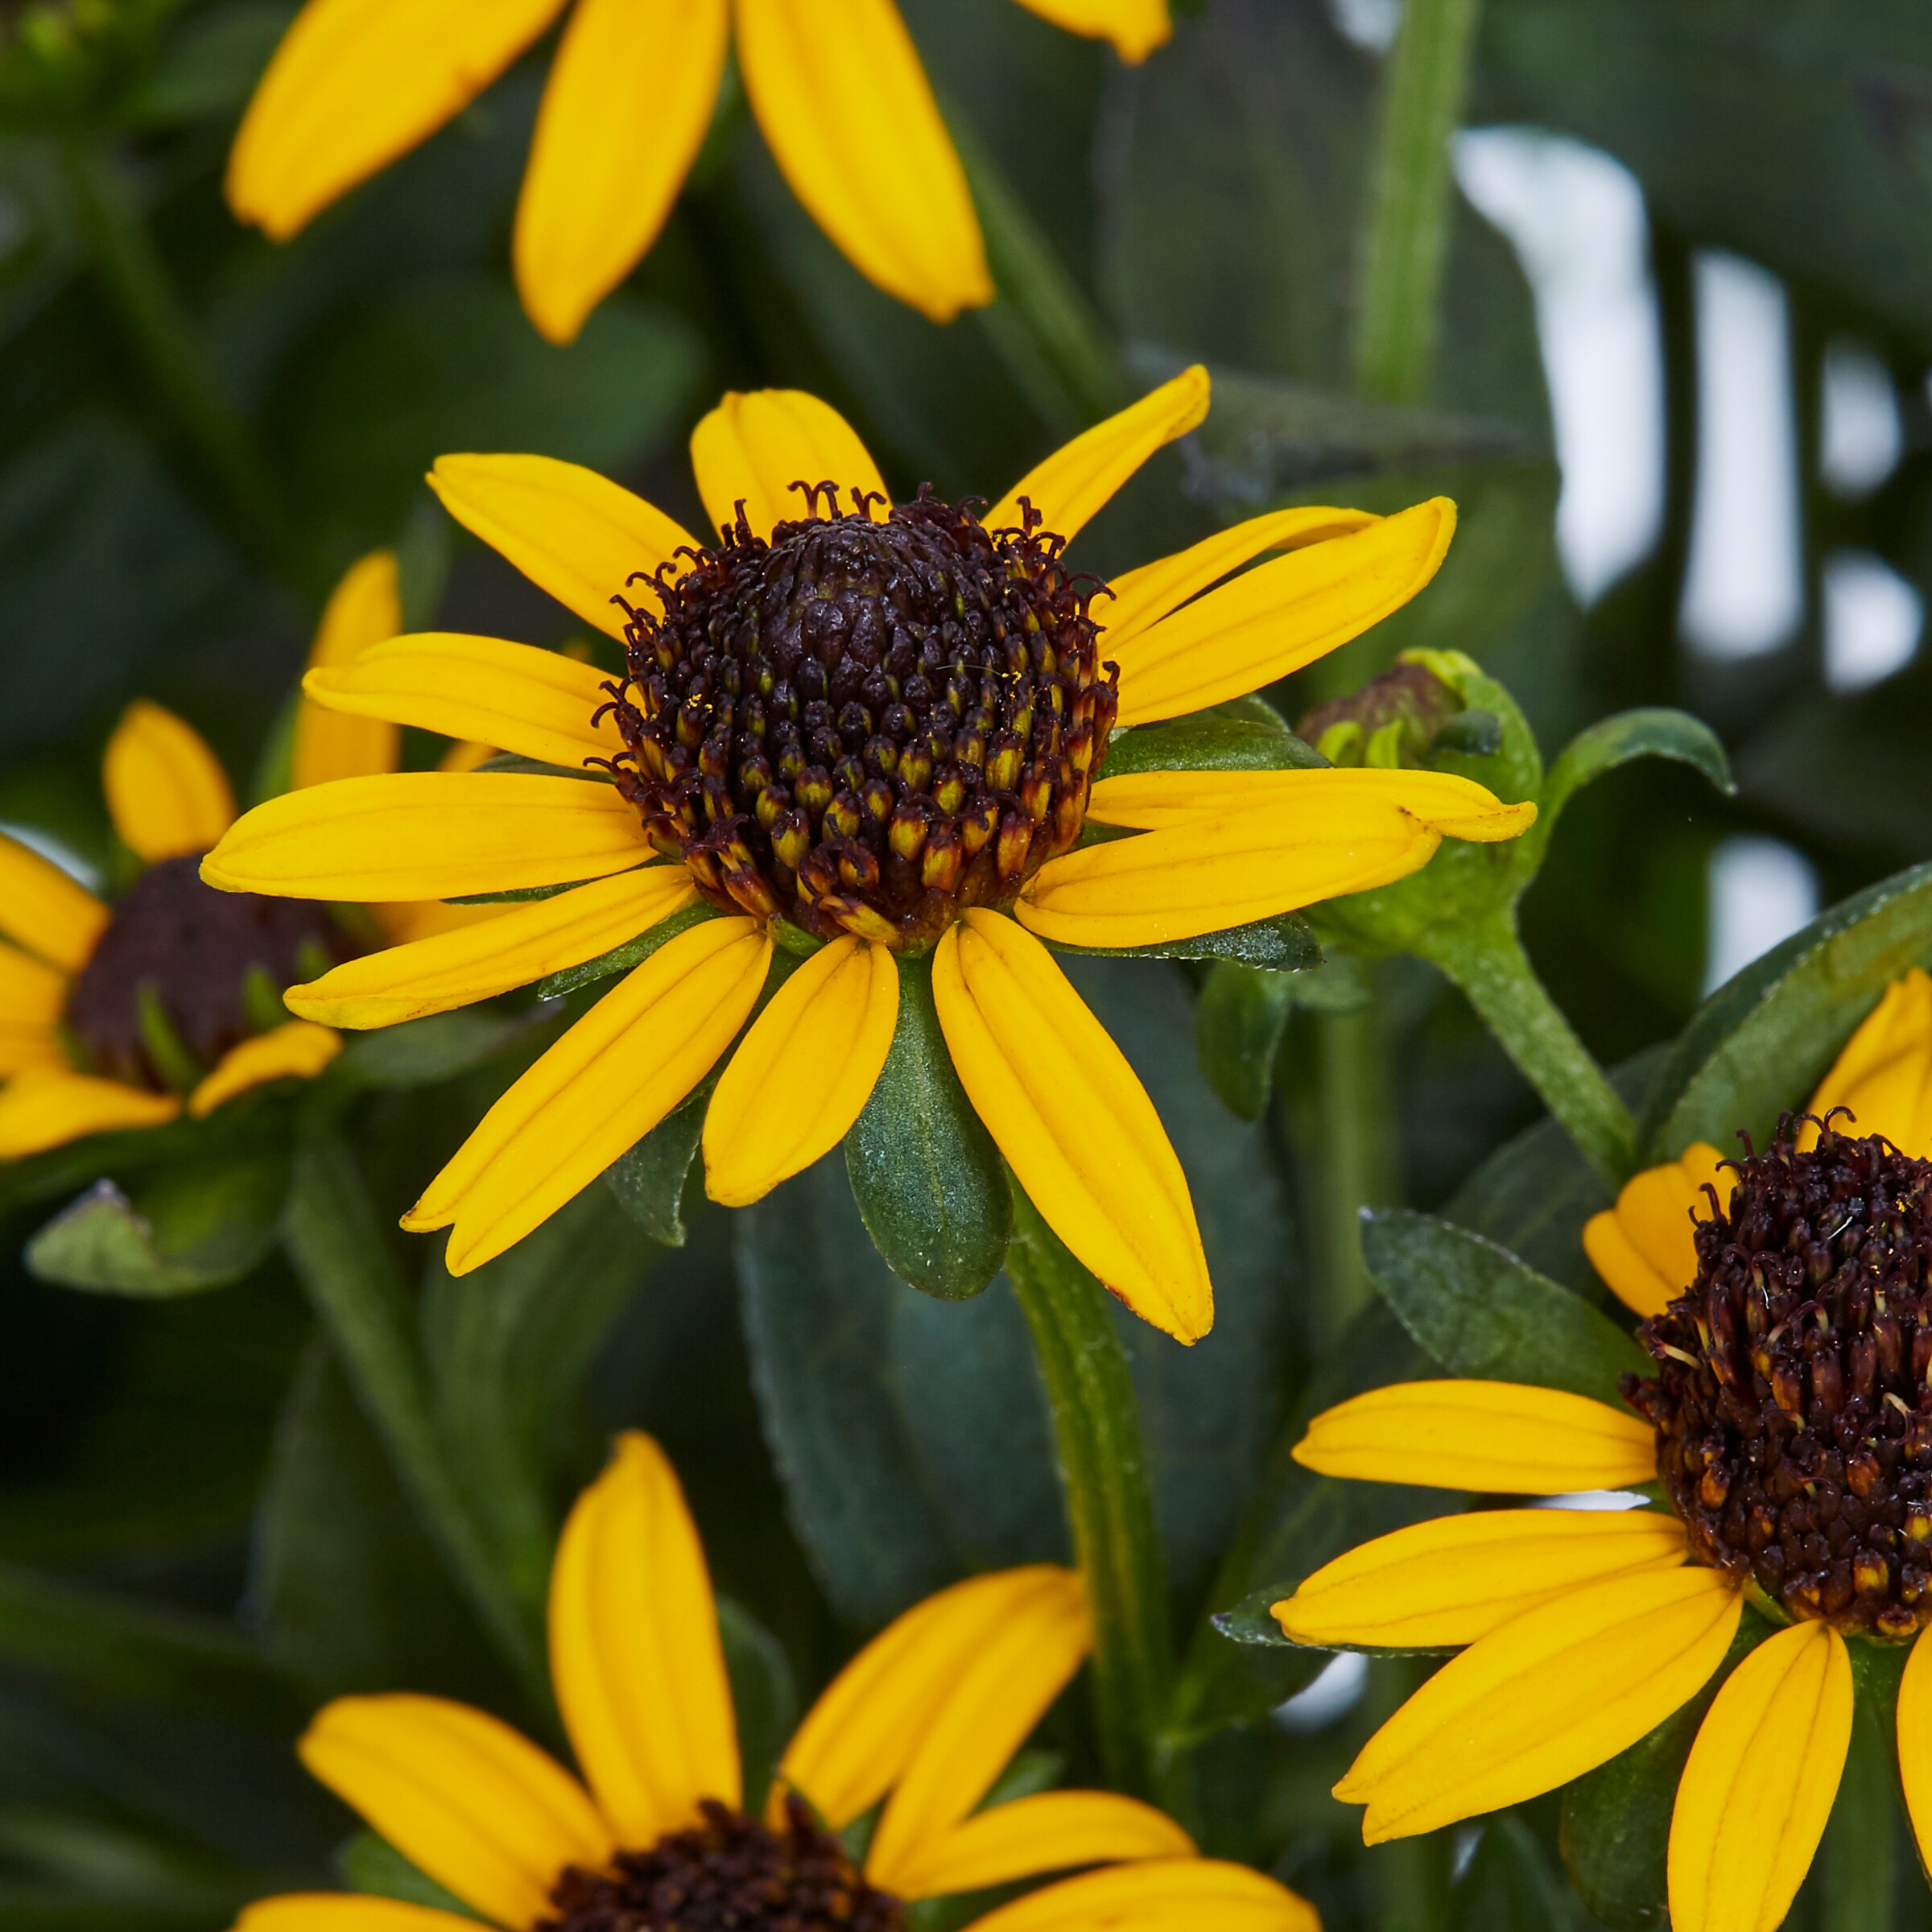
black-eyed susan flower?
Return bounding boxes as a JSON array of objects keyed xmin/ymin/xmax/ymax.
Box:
[
  {"xmin": 1274, "ymin": 1116, "xmax": 1932, "ymax": 1932},
  {"xmin": 235, "ymin": 1430, "xmax": 1317, "ymax": 1932},
  {"xmin": 199, "ymin": 368, "xmax": 1534, "ymax": 1335},
  {"xmin": 227, "ymin": 0, "xmax": 1171, "ymax": 345},
  {"xmin": 1585, "ymin": 968, "xmax": 1932, "ymax": 1319}
]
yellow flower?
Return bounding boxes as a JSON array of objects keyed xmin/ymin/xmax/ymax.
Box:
[
  {"xmin": 1584, "ymin": 967, "xmax": 1932, "ymax": 1318},
  {"xmin": 235, "ymin": 1430, "xmax": 1317, "ymax": 1932},
  {"xmin": 1274, "ymin": 1118, "xmax": 1932, "ymax": 1932},
  {"xmin": 200, "ymin": 367, "xmax": 1534, "ymax": 1335},
  {"xmin": 227, "ymin": 0, "xmax": 1171, "ymax": 345}
]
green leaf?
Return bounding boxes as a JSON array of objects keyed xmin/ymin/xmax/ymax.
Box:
[
  {"xmin": 1451, "ymin": 1815, "xmax": 1591, "ymax": 1931},
  {"xmin": 1361, "ymin": 1209, "xmax": 1647, "ymax": 1406},
  {"xmin": 1195, "ymin": 962, "xmax": 1296, "ymax": 1120},
  {"xmin": 1558, "ymin": 1608, "xmax": 1774, "ymax": 1930},
  {"xmin": 604, "ymin": 1080, "xmax": 712, "ymax": 1247},
  {"xmin": 533, "ymin": 899, "xmax": 715, "ymax": 1001},
  {"xmin": 25, "ymin": 1147, "xmax": 289, "ymax": 1296},
  {"xmin": 422, "ymin": 1185, "xmax": 662, "ymax": 1619},
  {"xmin": 1519, "ymin": 708, "xmax": 1734, "ymax": 876},
  {"xmin": 340, "ymin": 1834, "xmax": 481, "ymax": 1918},
  {"xmin": 1044, "ymin": 911, "xmax": 1320, "ymax": 971},
  {"xmin": 844, "ymin": 953, "xmax": 1010, "ymax": 1301},
  {"xmin": 718, "ymin": 1596, "xmax": 798, "ymax": 1814},
  {"xmin": 1097, "ymin": 696, "xmax": 1326, "ymax": 779},
  {"xmin": 333, "ymin": 1012, "xmax": 539, "ymax": 1091},
  {"xmin": 1645, "ymin": 859, "xmax": 1932, "ymax": 1159}
]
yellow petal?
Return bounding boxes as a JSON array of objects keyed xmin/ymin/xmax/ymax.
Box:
[
  {"xmin": 1274, "ymin": 1508, "xmax": 1687, "ymax": 1650},
  {"xmin": 102, "ymin": 702, "xmax": 236, "ymax": 861},
  {"xmin": 931, "ymin": 911, "xmax": 1211, "ymax": 1343},
  {"xmin": 1898, "ymin": 1626, "xmax": 1932, "ymax": 1878},
  {"xmin": 0, "ymin": 939, "xmax": 68, "ymax": 1029},
  {"xmin": 236, "ymin": 1900, "xmax": 478, "ymax": 1932},
  {"xmin": 1341, "ymin": 1567, "xmax": 1743, "ymax": 1843},
  {"xmin": 1007, "ymin": 0, "xmax": 1170, "ymax": 61},
  {"xmin": 703, "ymin": 936, "xmax": 898, "ymax": 1207},
  {"xmin": 202, "ymin": 773, "xmax": 648, "ymax": 903},
  {"xmin": 1018, "ymin": 799, "xmax": 1443, "ymax": 950},
  {"xmin": 291, "ymin": 869, "xmax": 696, "ymax": 1028},
  {"xmin": 514, "ymin": 0, "xmax": 729, "ymax": 343},
  {"xmin": 778, "ymin": 1567, "xmax": 1084, "ymax": 1834},
  {"xmin": 1112, "ymin": 498, "xmax": 1458, "ymax": 727},
  {"xmin": 988, "ymin": 365, "xmax": 1208, "ymax": 544},
  {"xmin": 733, "ymin": 0, "xmax": 991, "ymax": 324},
  {"xmin": 1087, "ymin": 766, "xmax": 1535, "ymax": 842},
  {"xmin": 407, "ymin": 919, "xmax": 770, "ymax": 1274},
  {"xmin": 1583, "ymin": 1142, "xmax": 1729, "ymax": 1320},
  {"xmin": 966, "ymin": 1860, "xmax": 1320, "ymax": 1932},
  {"xmin": 1294, "ymin": 1380, "xmax": 1658, "ymax": 1493},
  {"xmin": 862, "ymin": 1573, "xmax": 1092, "ymax": 1893},
  {"xmin": 0, "ymin": 1068, "xmax": 180, "ymax": 1159},
  {"xmin": 0, "ymin": 835, "xmax": 107, "ymax": 974},
  {"xmin": 550, "ymin": 1431, "xmax": 740, "ymax": 1843},
  {"xmin": 428, "ymin": 455, "xmax": 701, "ymax": 645},
  {"xmin": 883, "ymin": 1790, "xmax": 1193, "ymax": 1899},
  {"xmin": 298, "ymin": 1693, "xmax": 612, "ymax": 1928},
  {"xmin": 1100, "ymin": 507, "xmax": 1377, "ymax": 654},
  {"xmin": 188, "ymin": 1021, "xmax": 342, "ymax": 1119},
  {"xmin": 303, "ymin": 634, "xmax": 624, "ymax": 770},
  {"xmin": 1668, "ymin": 1620, "xmax": 1850, "ymax": 1932},
  {"xmin": 295, "ymin": 551, "xmax": 403, "ymax": 790},
  {"xmin": 1804, "ymin": 966, "xmax": 1932, "ymax": 1158},
  {"xmin": 689, "ymin": 390, "xmax": 890, "ymax": 543},
  {"xmin": 0, "ymin": 1026, "xmax": 63, "ymax": 1077},
  {"xmin": 227, "ymin": 0, "xmax": 568, "ymax": 237}
]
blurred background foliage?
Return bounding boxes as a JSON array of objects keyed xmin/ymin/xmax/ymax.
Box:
[{"xmin": 3, "ymin": 0, "xmax": 1932, "ymax": 1927}]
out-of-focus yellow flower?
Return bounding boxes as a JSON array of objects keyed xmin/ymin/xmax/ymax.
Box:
[{"xmin": 227, "ymin": 0, "xmax": 1173, "ymax": 344}]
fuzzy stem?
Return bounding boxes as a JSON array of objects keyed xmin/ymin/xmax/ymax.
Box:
[
  {"xmin": 1420, "ymin": 910, "xmax": 1637, "ymax": 1184},
  {"xmin": 1005, "ymin": 1189, "xmax": 1172, "ymax": 1796},
  {"xmin": 1303, "ymin": 1001, "xmax": 1402, "ymax": 1344},
  {"xmin": 1354, "ymin": 0, "xmax": 1483, "ymax": 406}
]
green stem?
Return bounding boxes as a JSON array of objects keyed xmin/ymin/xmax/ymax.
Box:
[
  {"xmin": 1004, "ymin": 1188, "xmax": 1172, "ymax": 1796},
  {"xmin": 282, "ymin": 1106, "xmax": 548, "ymax": 1705},
  {"xmin": 60, "ymin": 136, "xmax": 303, "ymax": 586},
  {"xmin": 1823, "ymin": 1699, "xmax": 1897, "ymax": 1932},
  {"xmin": 1420, "ymin": 910, "xmax": 1636, "ymax": 1185},
  {"xmin": 1353, "ymin": 0, "xmax": 1483, "ymax": 405},
  {"xmin": 1302, "ymin": 1001, "xmax": 1402, "ymax": 1346},
  {"xmin": 947, "ymin": 106, "xmax": 1129, "ymax": 436}
]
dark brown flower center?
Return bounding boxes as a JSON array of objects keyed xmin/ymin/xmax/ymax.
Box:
[
  {"xmin": 64, "ymin": 855, "xmax": 356, "ymax": 1091},
  {"xmin": 539, "ymin": 1798, "xmax": 906, "ymax": 1932},
  {"xmin": 599, "ymin": 488, "xmax": 1117, "ymax": 951},
  {"xmin": 1625, "ymin": 1121, "xmax": 1932, "ymax": 1637}
]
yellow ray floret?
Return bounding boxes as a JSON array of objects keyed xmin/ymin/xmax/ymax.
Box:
[
  {"xmin": 189, "ymin": 1021, "xmax": 342, "ymax": 1118},
  {"xmin": 428, "ymin": 455, "xmax": 701, "ymax": 643},
  {"xmin": 1801, "ymin": 965, "xmax": 1932, "ymax": 1157},
  {"xmin": 989, "ymin": 365, "xmax": 1208, "ymax": 541},
  {"xmin": 1274, "ymin": 1506, "xmax": 1686, "ymax": 1649},
  {"xmin": 931, "ymin": 911, "xmax": 1211, "ymax": 1344},
  {"xmin": 301, "ymin": 633, "xmax": 625, "ymax": 770},
  {"xmin": 298, "ymin": 1692, "xmax": 612, "ymax": 1929},
  {"xmin": 202, "ymin": 772, "xmax": 648, "ymax": 903},
  {"xmin": 1583, "ymin": 1141, "xmax": 1729, "ymax": 1319},
  {"xmin": 237, "ymin": 1901, "xmax": 473, "ymax": 1932},
  {"xmin": 548, "ymin": 1430, "xmax": 741, "ymax": 1845},
  {"xmin": 513, "ymin": 0, "xmax": 731, "ymax": 345},
  {"xmin": 703, "ymin": 935, "xmax": 900, "ymax": 1208},
  {"xmin": 1294, "ymin": 1379, "xmax": 1659, "ymax": 1492},
  {"xmin": 691, "ymin": 389, "xmax": 892, "ymax": 543},
  {"xmin": 295, "ymin": 551, "xmax": 404, "ymax": 790},
  {"xmin": 967, "ymin": 1857, "xmax": 1321, "ymax": 1932},
  {"xmin": 1338, "ymin": 1567, "xmax": 1742, "ymax": 1843},
  {"xmin": 0, "ymin": 833, "xmax": 109, "ymax": 972},
  {"xmin": 1086, "ymin": 766, "xmax": 1535, "ymax": 841},
  {"xmin": 0, "ymin": 1067, "xmax": 181, "ymax": 1159},
  {"xmin": 1109, "ymin": 499, "xmax": 1457, "ymax": 727},
  {"xmin": 1009, "ymin": 0, "xmax": 1171, "ymax": 63},
  {"xmin": 102, "ymin": 702, "xmax": 236, "ymax": 862},
  {"xmin": 733, "ymin": 0, "xmax": 992, "ymax": 324},
  {"xmin": 407, "ymin": 919, "xmax": 771, "ymax": 1274},
  {"xmin": 1897, "ymin": 1626, "xmax": 1932, "ymax": 1877},
  {"xmin": 1667, "ymin": 1620, "xmax": 1851, "ymax": 1932},
  {"xmin": 289, "ymin": 869, "xmax": 696, "ymax": 1029},
  {"xmin": 883, "ymin": 1789, "xmax": 1194, "ymax": 1898}
]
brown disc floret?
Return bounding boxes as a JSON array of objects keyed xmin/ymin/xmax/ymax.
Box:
[
  {"xmin": 597, "ymin": 485, "xmax": 1118, "ymax": 950},
  {"xmin": 1626, "ymin": 1119, "xmax": 1932, "ymax": 1637}
]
